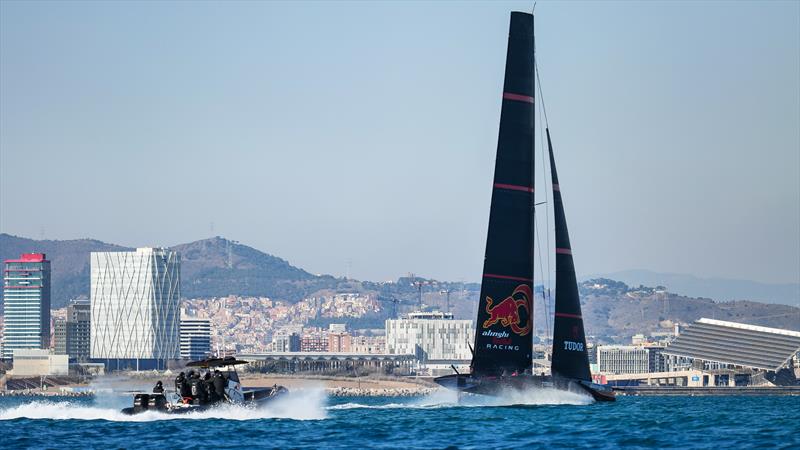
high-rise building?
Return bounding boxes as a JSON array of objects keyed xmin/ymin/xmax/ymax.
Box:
[
  {"xmin": 180, "ymin": 316, "xmax": 211, "ymax": 360},
  {"xmin": 385, "ymin": 311, "xmax": 473, "ymax": 361},
  {"xmin": 54, "ymin": 318, "xmax": 68, "ymax": 355},
  {"xmin": 90, "ymin": 248, "xmax": 180, "ymax": 369},
  {"xmin": 55, "ymin": 299, "xmax": 91, "ymax": 362},
  {"xmin": 2, "ymin": 253, "xmax": 51, "ymax": 359}
]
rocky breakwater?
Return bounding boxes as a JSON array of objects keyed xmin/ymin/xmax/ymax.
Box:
[
  {"xmin": 327, "ymin": 387, "xmax": 437, "ymax": 397},
  {"xmin": 0, "ymin": 390, "xmax": 93, "ymax": 397}
]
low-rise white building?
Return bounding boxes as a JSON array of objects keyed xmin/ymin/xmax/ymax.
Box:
[
  {"xmin": 10, "ymin": 349, "xmax": 69, "ymax": 376},
  {"xmin": 385, "ymin": 311, "xmax": 473, "ymax": 361},
  {"xmin": 596, "ymin": 345, "xmax": 649, "ymax": 374}
]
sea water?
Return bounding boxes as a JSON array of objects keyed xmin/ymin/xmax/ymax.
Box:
[{"xmin": 1, "ymin": 390, "xmax": 798, "ymax": 449}]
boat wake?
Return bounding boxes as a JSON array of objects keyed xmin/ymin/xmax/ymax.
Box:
[
  {"xmin": 328, "ymin": 387, "xmax": 592, "ymax": 410},
  {"xmin": 0, "ymin": 388, "xmax": 327, "ymax": 422},
  {"xmin": 490, "ymin": 386, "xmax": 594, "ymax": 406}
]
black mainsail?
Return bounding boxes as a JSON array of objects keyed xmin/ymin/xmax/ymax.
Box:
[
  {"xmin": 435, "ymin": 11, "xmax": 614, "ymax": 402},
  {"xmin": 471, "ymin": 11, "xmax": 535, "ymax": 376},
  {"xmin": 547, "ymin": 128, "xmax": 591, "ymax": 382}
]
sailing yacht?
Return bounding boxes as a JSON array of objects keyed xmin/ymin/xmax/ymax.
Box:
[{"xmin": 433, "ymin": 11, "xmax": 615, "ymax": 402}]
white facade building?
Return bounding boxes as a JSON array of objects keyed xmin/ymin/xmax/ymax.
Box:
[
  {"xmin": 90, "ymin": 248, "xmax": 180, "ymax": 365},
  {"xmin": 596, "ymin": 345, "xmax": 649, "ymax": 374},
  {"xmin": 180, "ymin": 316, "xmax": 211, "ymax": 360},
  {"xmin": 385, "ymin": 311, "xmax": 474, "ymax": 361}
]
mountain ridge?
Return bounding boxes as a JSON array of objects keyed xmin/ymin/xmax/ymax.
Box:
[
  {"xmin": 1, "ymin": 233, "xmax": 798, "ymax": 337},
  {"xmin": 584, "ymin": 269, "xmax": 799, "ymax": 307},
  {"xmin": 0, "ymin": 233, "xmax": 361, "ymax": 308}
]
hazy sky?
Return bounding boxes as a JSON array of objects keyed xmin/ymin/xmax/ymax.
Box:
[{"xmin": 1, "ymin": 1, "xmax": 798, "ymax": 285}]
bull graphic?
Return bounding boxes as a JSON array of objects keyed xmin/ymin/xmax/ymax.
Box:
[{"xmin": 482, "ymin": 284, "xmax": 532, "ymax": 336}]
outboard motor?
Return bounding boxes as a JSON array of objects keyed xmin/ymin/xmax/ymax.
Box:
[
  {"xmin": 148, "ymin": 394, "xmax": 167, "ymax": 410},
  {"xmin": 133, "ymin": 393, "xmax": 150, "ymax": 412},
  {"xmin": 122, "ymin": 393, "xmax": 151, "ymax": 415}
]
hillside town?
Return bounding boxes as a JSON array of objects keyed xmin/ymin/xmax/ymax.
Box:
[
  {"xmin": 0, "ymin": 247, "xmax": 798, "ymax": 394},
  {"xmin": 179, "ymin": 294, "xmax": 383, "ymax": 354}
]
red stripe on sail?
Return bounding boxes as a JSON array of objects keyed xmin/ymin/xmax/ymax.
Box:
[
  {"xmin": 494, "ymin": 183, "xmax": 534, "ymax": 193},
  {"xmin": 555, "ymin": 312, "xmax": 582, "ymax": 319},
  {"xmin": 483, "ymin": 273, "xmax": 533, "ymax": 283},
  {"xmin": 556, "ymin": 248, "xmax": 572, "ymax": 255},
  {"xmin": 503, "ymin": 92, "xmax": 534, "ymax": 103}
]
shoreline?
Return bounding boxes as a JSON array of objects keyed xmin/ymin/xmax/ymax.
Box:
[
  {"xmin": 0, "ymin": 373, "xmax": 438, "ymax": 398},
  {"xmin": 5, "ymin": 373, "xmax": 799, "ymax": 398},
  {"xmin": 615, "ymin": 386, "xmax": 800, "ymax": 396}
]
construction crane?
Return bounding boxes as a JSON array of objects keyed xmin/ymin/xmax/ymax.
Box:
[
  {"xmin": 440, "ymin": 289, "xmax": 453, "ymax": 314},
  {"xmin": 409, "ymin": 273, "xmax": 432, "ymax": 310},
  {"xmin": 376, "ymin": 295, "xmax": 401, "ymax": 319}
]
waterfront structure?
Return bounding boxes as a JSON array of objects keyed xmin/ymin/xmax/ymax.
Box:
[
  {"xmin": 241, "ymin": 352, "xmax": 415, "ymax": 375},
  {"xmin": 54, "ymin": 299, "xmax": 91, "ymax": 362},
  {"xmin": 385, "ymin": 311, "xmax": 473, "ymax": 361},
  {"xmin": 2, "ymin": 253, "xmax": 51, "ymax": 359},
  {"xmin": 180, "ymin": 315, "xmax": 211, "ymax": 360},
  {"xmin": 596, "ymin": 345, "xmax": 649, "ymax": 374},
  {"xmin": 90, "ymin": 248, "xmax": 180, "ymax": 369},
  {"xmin": 9, "ymin": 349, "xmax": 69, "ymax": 376},
  {"xmin": 596, "ymin": 319, "xmax": 800, "ymax": 387},
  {"xmin": 662, "ymin": 318, "xmax": 800, "ymax": 385}
]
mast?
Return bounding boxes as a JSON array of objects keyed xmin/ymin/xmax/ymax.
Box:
[
  {"xmin": 547, "ymin": 128, "xmax": 591, "ymax": 381},
  {"xmin": 472, "ymin": 12, "xmax": 535, "ymax": 376}
]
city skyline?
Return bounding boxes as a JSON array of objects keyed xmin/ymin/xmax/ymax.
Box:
[
  {"xmin": 0, "ymin": 4, "xmax": 799, "ymax": 445},
  {"xmin": 1, "ymin": 1, "xmax": 798, "ymax": 286}
]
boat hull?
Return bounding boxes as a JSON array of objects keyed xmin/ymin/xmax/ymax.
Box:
[
  {"xmin": 433, "ymin": 373, "xmax": 615, "ymax": 402},
  {"xmin": 120, "ymin": 386, "xmax": 289, "ymax": 415}
]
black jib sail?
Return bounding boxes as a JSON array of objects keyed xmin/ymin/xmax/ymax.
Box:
[
  {"xmin": 547, "ymin": 128, "xmax": 591, "ymax": 382},
  {"xmin": 471, "ymin": 11, "xmax": 535, "ymax": 377}
]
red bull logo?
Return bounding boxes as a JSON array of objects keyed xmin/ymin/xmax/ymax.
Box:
[{"xmin": 482, "ymin": 284, "xmax": 532, "ymax": 336}]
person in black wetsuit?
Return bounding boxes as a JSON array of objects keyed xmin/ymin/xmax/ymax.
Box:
[
  {"xmin": 183, "ymin": 370, "xmax": 196, "ymax": 402},
  {"xmin": 205, "ymin": 375, "xmax": 218, "ymax": 403},
  {"xmin": 189, "ymin": 371, "xmax": 206, "ymax": 404},
  {"xmin": 201, "ymin": 373, "xmax": 217, "ymax": 403},
  {"xmin": 173, "ymin": 372, "xmax": 184, "ymax": 393},
  {"xmin": 213, "ymin": 370, "xmax": 227, "ymax": 402},
  {"xmin": 153, "ymin": 380, "xmax": 164, "ymax": 394},
  {"xmin": 196, "ymin": 372, "xmax": 208, "ymax": 404}
]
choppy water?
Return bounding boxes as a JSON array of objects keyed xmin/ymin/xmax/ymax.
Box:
[{"xmin": 1, "ymin": 389, "xmax": 798, "ymax": 449}]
